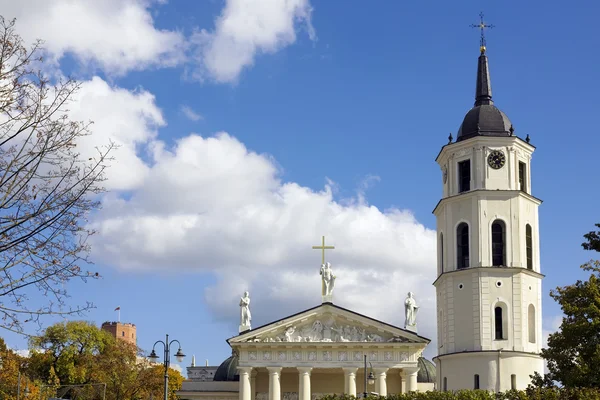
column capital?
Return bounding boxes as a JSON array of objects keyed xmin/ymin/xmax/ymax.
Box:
[
  {"xmin": 267, "ymin": 366, "xmax": 283, "ymax": 374},
  {"xmin": 342, "ymin": 367, "xmax": 358, "ymax": 374},
  {"xmin": 401, "ymin": 366, "xmax": 420, "ymax": 376},
  {"xmin": 297, "ymin": 367, "xmax": 313, "ymax": 374},
  {"xmin": 238, "ymin": 366, "xmax": 254, "ymax": 374},
  {"xmin": 372, "ymin": 367, "xmax": 389, "ymax": 374}
]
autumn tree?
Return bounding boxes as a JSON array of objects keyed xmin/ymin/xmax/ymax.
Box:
[
  {"xmin": 0, "ymin": 337, "xmax": 40, "ymax": 400},
  {"xmin": 27, "ymin": 321, "xmax": 184, "ymax": 400},
  {"xmin": 28, "ymin": 321, "xmax": 112, "ymax": 386},
  {"xmin": 0, "ymin": 16, "xmax": 114, "ymax": 334},
  {"xmin": 535, "ymin": 224, "xmax": 600, "ymax": 387}
]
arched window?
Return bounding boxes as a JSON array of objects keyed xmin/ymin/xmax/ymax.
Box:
[
  {"xmin": 491, "ymin": 220, "xmax": 505, "ymax": 266},
  {"xmin": 440, "ymin": 233, "xmax": 444, "ymax": 273},
  {"xmin": 494, "ymin": 306, "xmax": 504, "ymax": 340},
  {"xmin": 526, "ymin": 224, "xmax": 533, "ymax": 270},
  {"xmin": 122, "ymin": 331, "xmax": 125, "ymax": 337},
  {"xmin": 457, "ymin": 223, "xmax": 469, "ymax": 269},
  {"xmin": 528, "ymin": 304, "xmax": 536, "ymax": 343},
  {"xmin": 511, "ymin": 374, "xmax": 517, "ymax": 390}
]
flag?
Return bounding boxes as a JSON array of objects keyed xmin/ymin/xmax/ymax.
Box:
[{"xmin": 114, "ymin": 306, "xmax": 121, "ymax": 311}]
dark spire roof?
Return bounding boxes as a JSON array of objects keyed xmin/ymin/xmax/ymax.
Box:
[
  {"xmin": 475, "ymin": 49, "xmax": 493, "ymax": 106},
  {"xmin": 456, "ymin": 48, "xmax": 512, "ymax": 142}
]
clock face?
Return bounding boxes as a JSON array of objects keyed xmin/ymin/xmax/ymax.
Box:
[{"xmin": 487, "ymin": 150, "xmax": 506, "ymax": 169}]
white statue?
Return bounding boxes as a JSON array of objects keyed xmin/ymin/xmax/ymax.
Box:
[
  {"xmin": 404, "ymin": 292, "xmax": 419, "ymax": 331},
  {"xmin": 320, "ymin": 262, "xmax": 336, "ymax": 302},
  {"xmin": 239, "ymin": 291, "xmax": 252, "ymax": 332}
]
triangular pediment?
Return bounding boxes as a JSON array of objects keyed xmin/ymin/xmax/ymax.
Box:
[{"xmin": 228, "ymin": 303, "xmax": 429, "ymax": 345}]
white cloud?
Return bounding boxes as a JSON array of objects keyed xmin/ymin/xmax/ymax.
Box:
[
  {"xmin": 90, "ymin": 132, "xmax": 438, "ymax": 352},
  {"xmin": 542, "ymin": 315, "xmax": 562, "ymax": 349},
  {"xmin": 1, "ymin": 0, "xmax": 185, "ymax": 75},
  {"xmin": 180, "ymin": 105, "xmax": 204, "ymax": 121},
  {"xmin": 67, "ymin": 77, "xmax": 166, "ymax": 190},
  {"xmin": 190, "ymin": 0, "xmax": 316, "ymax": 83}
]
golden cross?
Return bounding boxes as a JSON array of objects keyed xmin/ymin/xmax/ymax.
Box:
[
  {"xmin": 312, "ymin": 236, "xmax": 335, "ymax": 264},
  {"xmin": 470, "ymin": 12, "xmax": 495, "ymax": 53}
]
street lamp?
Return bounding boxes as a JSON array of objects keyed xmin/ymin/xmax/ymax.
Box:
[
  {"xmin": 363, "ymin": 355, "xmax": 375, "ymax": 398},
  {"xmin": 148, "ymin": 334, "xmax": 185, "ymax": 400}
]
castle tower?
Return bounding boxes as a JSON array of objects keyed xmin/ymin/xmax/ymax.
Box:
[
  {"xmin": 101, "ymin": 321, "xmax": 137, "ymax": 346},
  {"xmin": 433, "ymin": 44, "xmax": 544, "ymax": 391}
]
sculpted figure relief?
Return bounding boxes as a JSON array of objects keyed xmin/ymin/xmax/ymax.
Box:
[
  {"xmin": 404, "ymin": 292, "xmax": 419, "ymax": 329},
  {"xmin": 320, "ymin": 262, "xmax": 336, "ymax": 298},
  {"xmin": 254, "ymin": 316, "xmax": 387, "ymax": 343},
  {"xmin": 239, "ymin": 291, "xmax": 252, "ymax": 331}
]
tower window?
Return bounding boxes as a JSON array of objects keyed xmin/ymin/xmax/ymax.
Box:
[
  {"xmin": 443, "ymin": 377, "xmax": 447, "ymax": 392},
  {"xmin": 474, "ymin": 374, "xmax": 480, "ymax": 389},
  {"xmin": 491, "ymin": 220, "xmax": 505, "ymax": 266},
  {"xmin": 519, "ymin": 162, "xmax": 527, "ymax": 193},
  {"xmin": 526, "ymin": 224, "xmax": 533, "ymax": 270},
  {"xmin": 494, "ymin": 306, "xmax": 504, "ymax": 340},
  {"xmin": 122, "ymin": 331, "xmax": 125, "ymax": 337},
  {"xmin": 458, "ymin": 160, "xmax": 471, "ymax": 193},
  {"xmin": 456, "ymin": 223, "xmax": 469, "ymax": 269},
  {"xmin": 440, "ymin": 233, "xmax": 444, "ymax": 273},
  {"xmin": 511, "ymin": 374, "xmax": 517, "ymax": 390},
  {"xmin": 528, "ymin": 304, "xmax": 536, "ymax": 343}
]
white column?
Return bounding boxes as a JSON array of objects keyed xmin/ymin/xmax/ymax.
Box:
[
  {"xmin": 402, "ymin": 367, "xmax": 419, "ymax": 393},
  {"xmin": 399, "ymin": 371, "xmax": 406, "ymax": 394},
  {"xmin": 238, "ymin": 367, "xmax": 253, "ymax": 400},
  {"xmin": 373, "ymin": 368, "xmax": 388, "ymax": 396},
  {"xmin": 297, "ymin": 367, "xmax": 312, "ymax": 400},
  {"xmin": 251, "ymin": 370, "xmax": 257, "ymax": 400},
  {"xmin": 342, "ymin": 368, "xmax": 358, "ymax": 396},
  {"xmin": 267, "ymin": 367, "xmax": 283, "ymax": 400}
]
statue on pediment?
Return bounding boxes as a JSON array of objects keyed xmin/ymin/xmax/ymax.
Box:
[
  {"xmin": 320, "ymin": 262, "xmax": 336, "ymax": 302},
  {"xmin": 404, "ymin": 291, "xmax": 419, "ymax": 332},
  {"xmin": 239, "ymin": 291, "xmax": 252, "ymax": 332}
]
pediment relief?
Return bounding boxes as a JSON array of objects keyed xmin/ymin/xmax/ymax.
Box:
[{"xmin": 239, "ymin": 313, "xmax": 413, "ymax": 344}]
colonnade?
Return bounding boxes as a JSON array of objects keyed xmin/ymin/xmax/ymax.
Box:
[{"xmin": 238, "ymin": 366, "xmax": 420, "ymax": 400}]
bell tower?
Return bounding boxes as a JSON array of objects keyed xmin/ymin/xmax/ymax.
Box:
[{"xmin": 432, "ymin": 36, "xmax": 544, "ymax": 391}]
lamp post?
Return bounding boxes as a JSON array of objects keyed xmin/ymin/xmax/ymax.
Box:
[
  {"xmin": 363, "ymin": 355, "xmax": 375, "ymax": 398},
  {"xmin": 148, "ymin": 334, "xmax": 185, "ymax": 400}
]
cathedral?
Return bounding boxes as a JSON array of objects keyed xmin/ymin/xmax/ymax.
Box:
[{"xmin": 178, "ymin": 25, "xmax": 544, "ymax": 399}]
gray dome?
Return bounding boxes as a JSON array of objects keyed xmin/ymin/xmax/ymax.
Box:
[
  {"xmin": 417, "ymin": 357, "xmax": 436, "ymax": 383},
  {"xmin": 213, "ymin": 352, "xmax": 239, "ymax": 382},
  {"xmin": 457, "ymin": 104, "xmax": 512, "ymax": 142}
]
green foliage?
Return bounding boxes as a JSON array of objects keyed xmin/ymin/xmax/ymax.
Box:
[
  {"xmin": 316, "ymin": 389, "xmax": 600, "ymax": 400},
  {"xmin": 534, "ymin": 225, "xmax": 600, "ymax": 388},
  {"xmin": 21, "ymin": 320, "xmax": 184, "ymax": 400},
  {"xmin": 582, "ymin": 223, "xmax": 600, "ymax": 252},
  {"xmin": 28, "ymin": 320, "xmax": 113, "ymax": 385}
]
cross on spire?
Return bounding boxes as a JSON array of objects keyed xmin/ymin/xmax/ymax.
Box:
[
  {"xmin": 312, "ymin": 235, "xmax": 335, "ymax": 264},
  {"xmin": 470, "ymin": 12, "xmax": 495, "ymax": 54}
]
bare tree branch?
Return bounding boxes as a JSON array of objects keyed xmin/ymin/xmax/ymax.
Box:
[{"xmin": 0, "ymin": 16, "xmax": 114, "ymax": 334}]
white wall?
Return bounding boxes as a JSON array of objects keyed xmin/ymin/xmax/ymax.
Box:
[
  {"xmin": 435, "ymin": 351, "xmax": 544, "ymax": 392},
  {"xmin": 434, "ymin": 136, "xmax": 544, "ymax": 391}
]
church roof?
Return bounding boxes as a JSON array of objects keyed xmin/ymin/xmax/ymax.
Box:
[
  {"xmin": 227, "ymin": 302, "xmax": 430, "ymax": 345},
  {"xmin": 456, "ymin": 48, "xmax": 513, "ymax": 142},
  {"xmin": 213, "ymin": 351, "xmax": 239, "ymax": 382},
  {"xmin": 417, "ymin": 357, "xmax": 436, "ymax": 383}
]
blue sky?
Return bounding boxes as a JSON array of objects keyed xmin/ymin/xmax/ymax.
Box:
[{"xmin": 2, "ymin": 0, "xmax": 599, "ymax": 374}]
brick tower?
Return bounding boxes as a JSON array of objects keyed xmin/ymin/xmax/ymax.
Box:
[{"xmin": 101, "ymin": 321, "xmax": 137, "ymax": 346}]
